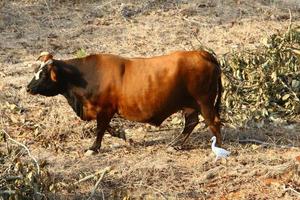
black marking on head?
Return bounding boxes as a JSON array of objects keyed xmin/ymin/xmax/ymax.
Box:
[
  {"xmin": 53, "ymin": 60, "xmax": 87, "ymax": 88},
  {"xmin": 53, "ymin": 60, "xmax": 87, "ymax": 119},
  {"xmin": 27, "ymin": 60, "xmax": 60, "ymax": 96},
  {"xmin": 27, "ymin": 59, "xmax": 87, "ymax": 97}
]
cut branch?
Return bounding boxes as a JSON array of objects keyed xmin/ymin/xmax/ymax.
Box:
[
  {"xmin": 2, "ymin": 129, "xmax": 40, "ymax": 175},
  {"xmin": 278, "ymin": 77, "xmax": 300, "ymax": 102},
  {"xmin": 87, "ymin": 166, "xmax": 111, "ymax": 200},
  {"xmin": 75, "ymin": 166, "xmax": 112, "ymax": 185},
  {"xmin": 238, "ymin": 138, "xmax": 297, "ymax": 148},
  {"xmin": 283, "ymin": 185, "xmax": 300, "ymax": 196},
  {"xmin": 0, "ymin": 190, "xmax": 16, "ymax": 195}
]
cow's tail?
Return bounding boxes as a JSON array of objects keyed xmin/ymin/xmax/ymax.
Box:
[
  {"xmin": 215, "ymin": 74, "xmax": 222, "ymax": 119},
  {"xmin": 211, "ymin": 54, "xmax": 222, "ymax": 119},
  {"xmin": 199, "ymin": 50, "xmax": 222, "ymax": 119}
]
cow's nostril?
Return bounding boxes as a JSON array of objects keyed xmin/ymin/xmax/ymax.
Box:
[{"xmin": 26, "ymin": 87, "xmax": 31, "ymax": 93}]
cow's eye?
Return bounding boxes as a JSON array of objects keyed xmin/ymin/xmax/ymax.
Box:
[{"xmin": 40, "ymin": 70, "xmax": 47, "ymax": 77}]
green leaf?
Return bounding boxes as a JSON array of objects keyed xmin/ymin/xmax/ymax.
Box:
[{"xmin": 75, "ymin": 48, "xmax": 87, "ymax": 58}]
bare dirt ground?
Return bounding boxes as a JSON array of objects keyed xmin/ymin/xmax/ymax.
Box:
[{"xmin": 1, "ymin": 0, "xmax": 300, "ymax": 199}]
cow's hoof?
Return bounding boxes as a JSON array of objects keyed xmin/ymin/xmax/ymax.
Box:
[
  {"xmin": 128, "ymin": 138, "xmax": 134, "ymax": 146},
  {"xmin": 169, "ymin": 140, "xmax": 184, "ymax": 150},
  {"xmin": 173, "ymin": 145, "xmax": 184, "ymax": 151},
  {"xmin": 84, "ymin": 149, "xmax": 97, "ymax": 156},
  {"xmin": 119, "ymin": 131, "xmax": 126, "ymax": 141}
]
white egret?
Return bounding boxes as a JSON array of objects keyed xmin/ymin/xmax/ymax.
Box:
[{"xmin": 210, "ymin": 136, "xmax": 230, "ymax": 161}]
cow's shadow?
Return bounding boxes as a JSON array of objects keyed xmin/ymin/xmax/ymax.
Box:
[
  {"xmin": 100, "ymin": 126, "xmax": 214, "ymax": 153},
  {"xmin": 101, "ymin": 121, "xmax": 300, "ymax": 153}
]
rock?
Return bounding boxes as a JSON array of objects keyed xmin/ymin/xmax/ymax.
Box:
[
  {"xmin": 84, "ymin": 150, "xmax": 97, "ymax": 156},
  {"xmin": 284, "ymin": 124, "xmax": 295, "ymax": 130},
  {"xmin": 251, "ymin": 144, "xmax": 260, "ymax": 150},
  {"xmin": 171, "ymin": 116, "xmax": 182, "ymax": 125},
  {"xmin": 203, "ymin": 167, "xmax": 223, "ymax": 180},
  {"xmin": 110, "ymin": 143, "xmax": 121, "ymax": 149},
  {"xmin": 124, "ymin": 129, "xmax": 132, "ymax": 135},
  {"xmin": 292, "ymin": 80, "xmax": 300, "ymax": 90},
  {"xmin": 166, "ymin": 146, "xmax": 176, "ymax": 153}
]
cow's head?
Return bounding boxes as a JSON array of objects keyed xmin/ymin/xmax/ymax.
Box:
[{"xmin": 27, "ymin": 52, "xmax": 63, "ymax": 96}]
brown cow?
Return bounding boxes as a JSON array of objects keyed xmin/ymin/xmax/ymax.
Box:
[{"xmin": 27, "ymin": 50, "xmax": 222, "ymax": 152}]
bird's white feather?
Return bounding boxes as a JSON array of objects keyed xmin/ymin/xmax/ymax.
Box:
[{"xmin": 211, "ymin": 136, "xmax": 230, "ymax": 161}]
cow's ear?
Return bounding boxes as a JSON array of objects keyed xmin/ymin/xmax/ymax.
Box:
[{"xmin": 50, "ymin": 65, "xmax": 58, "ymax": 82}]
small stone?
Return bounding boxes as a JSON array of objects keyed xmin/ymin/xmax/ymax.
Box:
[
  {"xmin": 204, "ymin": 168, "xmax": 220, "ymax": 180},
  {"xmin": 171, "ymin": 116, "xmax": 182, "ymax": 125},
  {"xmin": 84, "ymin": 150, "xmax": 97, "ymax": 156},
  {"xmin": 284, "ymin": 124, "xmax": 295, "ymax": 130},
  {"xmin": 166, "ymin": 146, "xmax": 176, "ymax": 153},
  {"xmin": 110, "ymin": 143, "xmax": 121, "ymax": 149},
  {"xmin": 292, "ymin": 80, "xmax": 300, "ymax": 89},
  {"xmin": 251, "ymin": 144, "xmax": 259, "ymax": 150},
  {"xmin": 124, "ymin": 129, "xmax": 132, "ymax": 134},
  {"xmin": 136, "ymin": 127, "xmax": 144, "ymax": 133}
]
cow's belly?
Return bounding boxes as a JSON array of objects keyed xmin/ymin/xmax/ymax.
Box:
[
  {"xmin": 118, "ymin": 91, "xmax": 194, "ymax": 126},
  {"xmin": 118, "ymin": 104, "xmax": 178, "ymax": 126}
]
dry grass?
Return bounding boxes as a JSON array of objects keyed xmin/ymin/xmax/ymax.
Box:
[{"xmin": 1, "ymin": 0, "xmax": 300, "ymax": 199}]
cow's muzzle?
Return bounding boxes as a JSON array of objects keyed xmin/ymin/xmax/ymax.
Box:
[
  {"xmin": 26, "ymin": 87, "xmax": 33, "ymax": 94},
  {"xmin": 26, "ymin": 85, "xmax": 37, "ymax": 95}
]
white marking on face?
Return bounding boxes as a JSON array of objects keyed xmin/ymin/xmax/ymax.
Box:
[
  {"xmin": 34, "ymin": 68, "xmax": 43, "ymax": 80},
  {"xmin": 34, "ymin": 59, "xmax": 53, "ymax": 80}
]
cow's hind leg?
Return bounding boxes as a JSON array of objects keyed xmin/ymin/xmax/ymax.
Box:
[
  {"xmin": 171, "ymin": 108, "xmax": 199, "ymax": 148},
  {"xmin": 107, "ymin": 125, "xmax": 126, "ymax": 141},
  {"xmin": 180, "ymin": 108, "xmax": 199, "ymax": 146},
  {"xmin": 198, "ymin": 98, "xmax": 222, "ymax": 146}
]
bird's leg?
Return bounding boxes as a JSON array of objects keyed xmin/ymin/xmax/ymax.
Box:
[
  {"xmin": 225, "ymin": 158, "xmax": 228, "ymax": 165},
  {"xmin": 214, "ymin": 156, "xmax": 219, "ymax": 163}
]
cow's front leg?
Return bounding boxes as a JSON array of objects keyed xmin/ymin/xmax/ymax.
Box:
[{"xmin": 89, "ymin": 112, "xmax": 113, "ymax": 152}]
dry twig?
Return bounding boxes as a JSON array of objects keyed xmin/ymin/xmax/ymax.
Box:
[
  {"xmin": 278, "ymin": 77, "xmax": 300, "ymax": 102},
  {"xmin": 74, "ymin": 167, "xmax": 111, "ymax": 185},
  {"xmin": 265, "ymin": 161, "xmax": 296, "ymax": 178},
  {"xmin": 238, "ymin": 138, "xmax": 297, "ymax": 148},
  {"xmin": 283, "ymin": 185, "xmax": 300, "ymax": 196},
  {"xmin": 2, "ymin": 129, "xmax": 40, "ymax": 175},
  {"xmin": 287, "ymin": 9, "xmax": 292, "ymax": 35},
  {"xmin": 87, "ymin": 166, "xmax": 111, "ymax": 200},
  {"xmin": 133, "ymin": 183, "xmax": 168, "ymax": 200},
  {"xmin": 166, "ymin": 133, "xmax": 184, "ymax": 147},
  {"xmin": 0, "ymin": 190, "xmax": 16, "ymax": 195}
]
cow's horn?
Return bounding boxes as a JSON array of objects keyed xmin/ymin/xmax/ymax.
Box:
[
  {"xmin": 40, "ymin": 51, "xmax": 50, "ymax": 56},
  {"xmin": 37, "ymin": 51, "xmax": 52, "ymax": 61}
]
